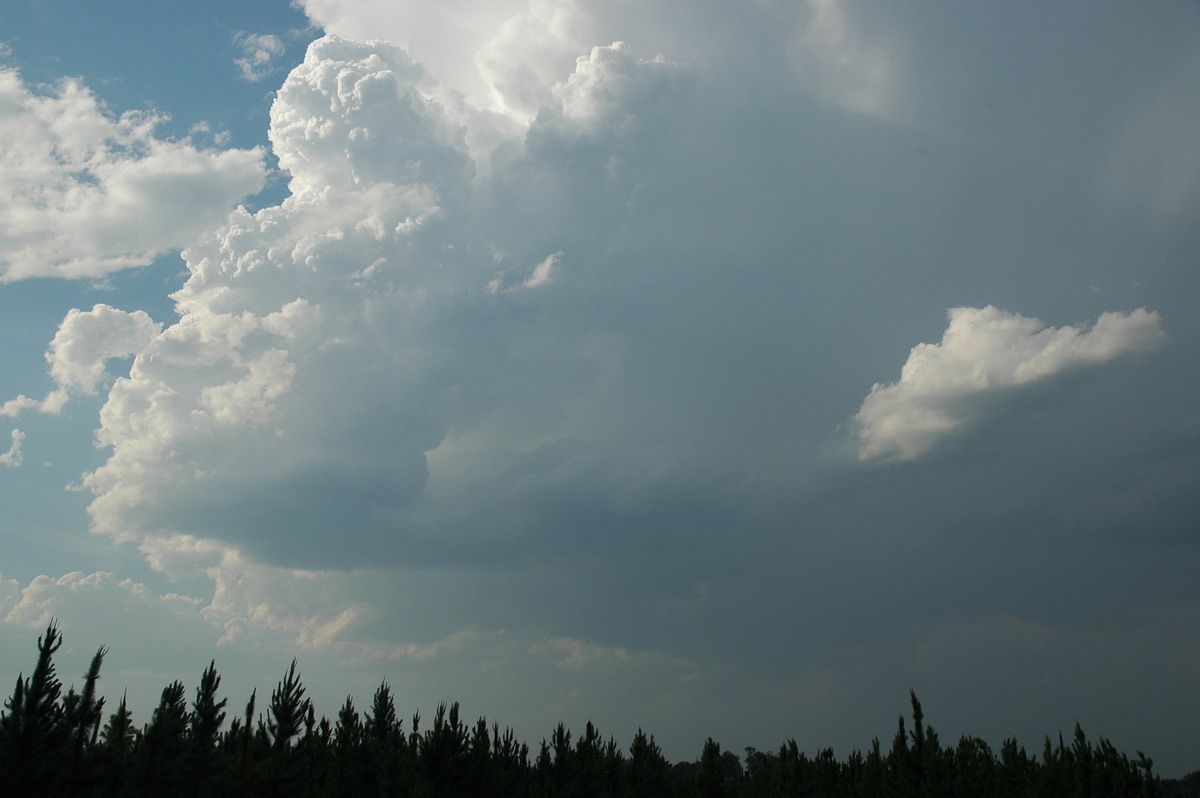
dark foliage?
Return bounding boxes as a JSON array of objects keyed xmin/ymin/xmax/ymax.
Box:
[{"xmin": 0, "ymin": 622, "xmax": 1168, "ymax": 797}]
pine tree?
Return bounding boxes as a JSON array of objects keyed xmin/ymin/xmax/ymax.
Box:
[
  {"xmin": 138, "ymin": 680, "xmax": 189, "ymax": 795},
  {"xmin": 0, "ymin": 621, "xmax": 68, "ymax": 795},
  {"xmin": 187, "ymin": 660, "xmax": 227, "ymax": 797},
  {"xmin": 263, "ymin": 660, "xmax": 311, "ymax": 798},
  {"xmin": 698, "ymin": 737, "xmax": 725, "ymax": 798},
  {"xmin": 420, "ymin": 701, "xmax": 470, "ymax": 798},
  {"xmin": 98, "ymin": 692, "xmax": 136, "ymax": 795},
  {"xmin": 331, "ymin": 696, "xmax": 367, "ymax": 798},
  {"xmin": 266, "ymin": 660, "xmax": 309, "ymax": 752},
  {"xmin": 629, "ymin": 728, "xmax": 671, "ymax": 797},
  {"xmin": 64, "ymin": 645, "xmax": 106, "ymax": 794},
  {"xmin": 226, "ymin": 689, "xmax": 259, "ymax": 798},
  {"xmin": 69, "ymin": 646, "xmax": 107, "ymax": 751}
]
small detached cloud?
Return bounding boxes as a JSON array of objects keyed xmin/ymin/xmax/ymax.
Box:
[
  {"xmin": 487, "ymin": 250, "xmax": 562, "ymax": 293},
  {"xmin": 0, "ymin": 67, "xmax": 267, "ymax": 281},
  {"xmin": 0, "ymin": 429, "xmax": 23, "ymax": 467},
  {"xmin": 1, "ymin": 304, "xmax": 161, "ymax": 427},
  {"xmin": 234, "ymin": 32, "xmax": 287, "ymax": 82},
  {"xmin": 854, "ymin": 306, "xmax": 1166, "ymax": 462},
  {"xmin": 0, "ymin": 392, "xmax": 66, "ymax": 419}
]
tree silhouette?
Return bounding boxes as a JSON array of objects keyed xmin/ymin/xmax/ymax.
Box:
[
  {"xmin": 138, "ymin": 680, "xmax": 188, "ymax": 795},
  {"xmin": 0, "ymin": 625, "xmax": 1169, "ymax": 797},
  {"xmin": 262, "ymin": 659, "xmax": 311, "ymax": 798},
  {"xmin": 0, "ymin": 621, "xmax": 68, "ymax": 795},
  {"xmin": 187, "ymin": 660, "xmax": 227, "ymax": 797}
]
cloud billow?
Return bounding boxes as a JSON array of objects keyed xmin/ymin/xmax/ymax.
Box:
[
  {"xmin": 854, "ymin": 306, "xmax": 1166, "ymax": 462},
  {"xmin": 78, "ymin": 35, "xmax": 704, "ymax": 567}
]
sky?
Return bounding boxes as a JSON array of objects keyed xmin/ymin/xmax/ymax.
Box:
[{"xmin": 1, "ymin": 0, "xmax": 1199, "ymax": 777}]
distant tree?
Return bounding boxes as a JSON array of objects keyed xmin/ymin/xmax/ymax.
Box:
[
  {"xmin": 698, "ymin": 737, "xmax": 726, "ymax": 798},
  {"xmin": 334, "ymin": 696, "xmax": 361, "ymax": 749},
  {"xmin": 419, "ymin": 701, "xmax": 470, "ymax": 798},
  {"xmin": 952, "ymin": 735, "xmax": 997, "ymax": 797},
  {"xmin": 327, "ymin": 695, "xmax": 365, "ymax": 797},
  {"xmin": 998, "ymin": 736, "xmax": 1036, "ymax": 795},
  {"xmin": 0, "ymin": 623, "xmax": 1169, "ymax": 798},
  {"xmin": 365, "ymin": 681, "xmax": 397, "ymax": 743},
  {"xmin": 629, "ymin": 728, "xmax": 672, "ymax": 797},
  {"xmin": 490, "ymin": 721, "xmax": 530, "ymax": 797}
]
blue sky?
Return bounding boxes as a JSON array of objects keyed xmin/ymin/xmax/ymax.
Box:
[{"xmin": 2, "ymin": 0, "xmax": 1199, "ymax": 777}]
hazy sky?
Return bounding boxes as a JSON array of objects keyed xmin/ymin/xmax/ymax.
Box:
[{"xmin": 2, "ymin": 0, "xmax": 1198, "ymax": 776}]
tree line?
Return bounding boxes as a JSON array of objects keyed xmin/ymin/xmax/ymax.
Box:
[{"xmin": 0, "ymin": 621, "xmax": 1170, "ymax": 797}]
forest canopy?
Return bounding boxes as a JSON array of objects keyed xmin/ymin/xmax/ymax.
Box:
[{"xmin": 0, "ymin": 622, "xmax": 1169, "ymax": 797}]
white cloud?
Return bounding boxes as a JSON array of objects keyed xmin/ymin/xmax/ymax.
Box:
[
  {"xmin": 487, "ymin": 249, "xmax": 561, "ymax": 293},
  {"xmin": 2, "ymin": 305, "xmax": 160, "ymax": 430},
  {"xmin": 0, "ymin": 391, "xmax": 67, "ymax": 419},
  {"xmin": 473, "ymin": 0, "xmax": 592, "ymax": 121},
  {"xmin": 71, "ymin": 34, "xmax": 705, "ymax": 571},
  {"xmin": 0, "ymin": 570, "xmax": 202, "ymax": 631},
  {"xmin": 234, "ymin": 32, "xmax": 286, "ymax": 82},
  {"xmin": 854, "ymin": 306, "xmax": 1166, "ymax": 462},
  {"xmin": 0, "ymin": 429, "xmax": 23, "ymax": 467},
  {"xmin": 0, "ymin": 67, "xmax": 267, "ymax": 281},
  {"xmin": 297, "ymin": 0, "xmax": 557, "ymax": 117},
  {"xmin": 197, "ymin": 348, "xmax": 295, "ymax": 426},
  {"xmin": 47, "ymin": 304, "xmax": 162, "ymax": 394},
  {"xmin": 295, "ymin": 0, "xmax": 852, "ymax": 121}
]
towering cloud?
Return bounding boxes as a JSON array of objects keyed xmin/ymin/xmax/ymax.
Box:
[{"xmin": 78, "ymin": 34, "xmax": 643, "ymax": 565}]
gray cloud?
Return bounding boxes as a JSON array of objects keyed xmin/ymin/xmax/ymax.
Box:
[{"xmin": 9, "ymin": 0, "xmax": 1200, "ymax": 776}]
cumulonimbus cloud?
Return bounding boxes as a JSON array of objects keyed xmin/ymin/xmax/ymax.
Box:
[
  {"xmin": 68, "ymin": 34, "xmax": 710, "ymax": 572},
  {"xmin": 854, "ymin": 306, "xmax": 1166, "ymax": 462},
  {"xmin": 0, "ymin": 67, "xmax": 266, "ymax": 281}
]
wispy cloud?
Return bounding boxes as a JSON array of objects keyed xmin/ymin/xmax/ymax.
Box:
[
  {"xmin": 234, "ymin": 33, "xmax": 287, "ymax": 82},
  {"xmin": 487, "ymin": 250, "xmax": 562, "ymax": 293}
]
